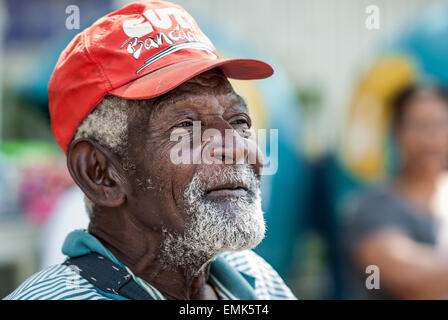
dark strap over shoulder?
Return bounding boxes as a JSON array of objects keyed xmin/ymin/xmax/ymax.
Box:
[{"xmin": 63, "ymin": 252, "xmax": 155, "ymax": 300}]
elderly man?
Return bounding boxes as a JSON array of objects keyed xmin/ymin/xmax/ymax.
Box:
[{"xmin": 4, "ymin": 1, "xmax": 295, "ymax": 300}]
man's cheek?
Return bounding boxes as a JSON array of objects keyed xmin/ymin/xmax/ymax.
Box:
[{"xmin": 166, "ymin": 132, "xmax": 200, "ymax": 165}]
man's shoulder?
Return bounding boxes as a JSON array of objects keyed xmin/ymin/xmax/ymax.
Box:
[
  {"xmin": 219, "ymin": 250, "xmax": 297, "ymax": 300},
  {"xmin": 3, "ymin": 264, "xmax": 109, "ymax": 300}
]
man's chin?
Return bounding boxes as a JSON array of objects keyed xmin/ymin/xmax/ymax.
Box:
[
  {"xmin": 160, "ymin": 209, "xmax": 265, "ymax": 271},
  {"xmin": 215, "ymin": 212, "xmax": 266, "ymax": 253},
  {"xmin": 191, "ymin": 225, "xmax": 265, "ymax": 263},
  {"xmin": 222, "ymin": 233, "xmax": 265, "ymax": 253},
  {"xmin": 203, "ymin": 201, "xmax": 249, "ymax": 222},
  {"xmin": 203, "ymin": 196, "xmax": 265, "ymax": 252},
  {"xmin": 203, "ymin": 190, "xmax": 259, "ymax": 217}
]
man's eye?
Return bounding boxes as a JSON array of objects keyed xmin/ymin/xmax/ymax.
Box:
[
  {"xmin": 175, "ymin": 120, "xmax": 193, "ymax": 127},
  {"xmin": 231, "ymin": 119, "xmax": 250, "ymax": 127}
]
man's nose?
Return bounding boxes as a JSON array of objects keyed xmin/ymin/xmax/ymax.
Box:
[
  {"xmin": 209, "ymin": 129, "xmax": 248, "ymax": 164},
  {"xmin": 201, "ymin": 125, "xmax": 263, "ymax": 175}
]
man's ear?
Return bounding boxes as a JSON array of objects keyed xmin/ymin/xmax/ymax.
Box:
[{"xmin": 67, "ymin": 139, "xmax": 126, "ymax": 208}]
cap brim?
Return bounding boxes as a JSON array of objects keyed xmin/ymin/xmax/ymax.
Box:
[{"xmin": 109, "ymin": 58, "xmax": 273, "ymax": 100}]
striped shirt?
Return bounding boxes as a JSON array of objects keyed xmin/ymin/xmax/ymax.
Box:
[{"xmin": 3, "ymin": 230, "xmax": 296, "ymax": 300}]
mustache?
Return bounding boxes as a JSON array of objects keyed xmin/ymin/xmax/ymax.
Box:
[{"xmin": 185, "ymin": 165, "xmax": 260, "ymax": 198}]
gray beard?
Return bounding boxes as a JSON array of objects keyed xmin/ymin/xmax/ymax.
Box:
[{"xmin": 159, "ymin": 165, "xmax": 266, "ymax": 275}]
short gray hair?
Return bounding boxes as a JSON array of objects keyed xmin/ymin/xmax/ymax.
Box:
[
  {"xmin": 72, "ymin": 95, "xmax": 136, "ymax": 217},
  {"xmin": 74, "ymin": 95, "xmax": 130, "ymax": 156}
]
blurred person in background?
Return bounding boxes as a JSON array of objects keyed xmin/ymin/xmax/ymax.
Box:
[{"xmin": 344, "ymin": 83, "xmax": 448, "ymax": 299}]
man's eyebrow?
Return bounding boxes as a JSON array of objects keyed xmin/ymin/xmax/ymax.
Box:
[{"xmin": 149, "ymin": 91, "xmax": 248, "ymax": 118}]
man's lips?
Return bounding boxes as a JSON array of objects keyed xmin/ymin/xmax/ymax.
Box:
[{"xmin": 206, "ymin": 183, "xmax": 248, "ymax": 199}]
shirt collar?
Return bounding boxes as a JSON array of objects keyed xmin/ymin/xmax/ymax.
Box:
[{"xmin": 62, "ymin": 229, "xmax": 258, "ymax": 300}]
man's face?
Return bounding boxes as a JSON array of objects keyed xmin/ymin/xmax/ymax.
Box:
[{"xmin": 123, "ymin": 69, "xmax": 265, "ymax": 269}]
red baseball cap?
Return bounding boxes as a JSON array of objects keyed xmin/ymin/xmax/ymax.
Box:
[{"xmin": 48, "ymin": 0, "xmax": 273, "ymax": 153}]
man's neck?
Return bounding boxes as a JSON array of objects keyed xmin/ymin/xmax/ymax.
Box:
[{"xmin": 87, "ymin": 209, "xmax": 218, "ymax": 300}]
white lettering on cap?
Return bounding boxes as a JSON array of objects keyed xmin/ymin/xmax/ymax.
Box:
[
  {"xmin": 123, "ymin": 7, "xmax": 195, "ymax": 38},
  {"xmin": 123, "ymin": 16, "xmax": 154, "ymax": 38}
]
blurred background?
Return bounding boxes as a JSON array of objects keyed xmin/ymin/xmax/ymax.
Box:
[{"xmin": 3, "ymin": 0, "xmax": 448, "ymax": 299}]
